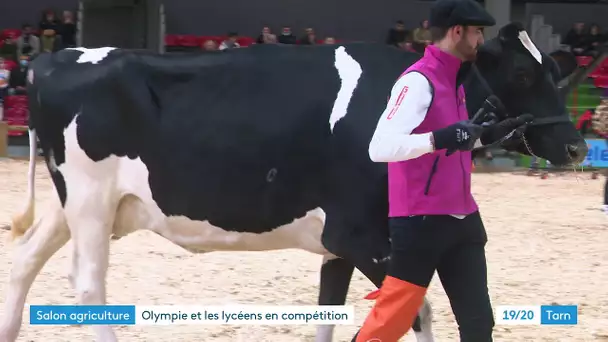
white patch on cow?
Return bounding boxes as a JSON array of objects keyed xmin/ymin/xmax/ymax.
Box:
[
  {"xmin": 315, "ymin": 325, "xmax": 335, "ymax": 342},
  {"xmin": 415, "ymin": 298, "xmax": 435, "ymax": 342},
  {"xmin": 27, "ymin": 69, "xmax": 34, "ymax": 84},
  {"xmin": 47, "ymin": 148, "xmax": 59, "ymax": 172},
  {"xmin": 329, "ymin": 46, "xmax": 362, "ymax": 132},
  {"xmin": 518, "ymin": 31, "xmax": 542, "ymax": 65},
  {"xmin": 322, "ymin": 254, "xmax": 340, "ymax": 264},
  {"xmin": 67, "ymin": 47, "xmax": 117, "ymax": 64}
]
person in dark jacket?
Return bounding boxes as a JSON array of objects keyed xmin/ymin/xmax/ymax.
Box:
[
  {"xmin": 386, "ymin": 20, "xmax": 409, "ymax": 47},
  {"xmin": 563, "ymin": 22, "xmax": 587, "ymax": 55}
]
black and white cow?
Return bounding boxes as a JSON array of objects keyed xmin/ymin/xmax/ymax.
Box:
[{"xmin": 0, "ymin": 22, "xmax": 592, "ymax": 342}]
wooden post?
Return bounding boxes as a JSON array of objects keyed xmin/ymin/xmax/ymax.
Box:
[{"xmin": 0, "ymin": 121, "xmax": 7, "ymax": 158}]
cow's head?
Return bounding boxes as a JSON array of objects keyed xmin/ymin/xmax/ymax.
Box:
[{"xmin": 466, "ymin": 22, "xmax": 589, "ymax": 166}]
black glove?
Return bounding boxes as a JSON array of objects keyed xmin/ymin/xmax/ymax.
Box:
[
  {"xmin": 432, "ymin": 120, "xmax": 484, "ymax": 152},
  {"xmin": 480, "ymin": 114, "xmax": 534, "ymax": 145}
]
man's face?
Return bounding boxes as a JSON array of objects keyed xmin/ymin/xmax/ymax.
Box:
[
  {"xmin": 23, "ymin": 26, "xmax": 32, "ymax": 35},
  {"xmin": 455, "ymin": 25, "xmax": 485, "ymax": 62},
  {"xmin": 396, "ymin": 23, "xmax": 405, "ymax": 31},
  {"xmin": 422, "ymin": 20, "xmax": 429, "ymax": 29}
]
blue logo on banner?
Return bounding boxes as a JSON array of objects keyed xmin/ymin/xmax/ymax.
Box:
[
  {"xmin": 540, "ymin": 305, "xmax": 578, "ymax": 325},
  {"xmin": 584, "ymin": 139, "xmax": 608, "ymax": 168},
  {"xmin": 30, "ymin": 305, "xmax": 136, "ymax": 325}
]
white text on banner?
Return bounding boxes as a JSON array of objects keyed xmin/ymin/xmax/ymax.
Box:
[
  {"xmin": 495, "ymin": 305, "xmax": 541, "ymax": 325},
  {"xmin": 135, "ymin": 305, "xmax": 354, "ymax": 325}
]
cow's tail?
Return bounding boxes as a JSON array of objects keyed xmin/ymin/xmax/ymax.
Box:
[{"xmin": 10, "ymin": 128, "xmax": 38, "ymax": 240}]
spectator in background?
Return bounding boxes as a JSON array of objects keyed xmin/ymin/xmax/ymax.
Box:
[
  {"xmin": 219, "ymin": 32, "xmax": 240, "ymax": 50},
  {"xmin": 278, "ymin": 26, "xmax": 297, "ymax": 44},
  {"xmin": 8, "ymin": 55, "xmax": 29, "ymax": 95},
  {"xmin": 264, "ymin": 34, "xmax": 277, "ymax": 44},
  {"xmin": 0, "ymin": 58, "xmax": 9, "ymax": 109},
  {"xmin": 563, "ymin": 22, "xmax": 587, "ymax": 55},
  {"xmin": 40, "ymin": 29, "xmax": 63, "ymax": 53},
  {"xmin": 256, "ymin": 26, "xmax": 272, "ymax": 44},
  {"xmin": 0, "ymin": 36, "xmax": 17, "ymax": 62},
  {"xmin": 323, "ymin": 37, "xmax": 336, "ymax": 44},
  {"xmin": 385, "ymin": 20, "xmax": 408, "ymax": 47},
  {"xmin": 39, "ymin": 9, "xmax": 61, "ymax": 33},
  {"xmin": 299, "ymin": 28, "xmax": 317, "ymax": 45},
  {"xmin": 15, "ymin": 24, "xmax": 40, "ymax": 60},
  {"xmin": 59, "ymin": 10, "xmax": 77, "ymax": 48},
  {"xmin": 202, "ymin": 39, "xmax": 218, "ymax": 51},
  {"xmin": 583, "ymin": 23, "xmax": 606, "ymax": 56},
  {"xmin": 412, "ymin": 19, "xmax": 432, "ymax": 47}
]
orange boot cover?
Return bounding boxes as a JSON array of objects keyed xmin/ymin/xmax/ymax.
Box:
[{"xmin": 355, "ymin": 276, "xmax": 427, "ymax": 342}]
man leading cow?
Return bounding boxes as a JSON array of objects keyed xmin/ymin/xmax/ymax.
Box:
[
  {"xmin": 0, "ymin": 14, "xmax": 592, "ymax": 342},
  {"xmin": 351, "ymin": 1, "xmax": 533, "ymax": 341}
]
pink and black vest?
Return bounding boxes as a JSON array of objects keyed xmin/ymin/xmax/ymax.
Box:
[{"xmin": 387, "ymin": 45, "xmax": 478, "ymax": 217}]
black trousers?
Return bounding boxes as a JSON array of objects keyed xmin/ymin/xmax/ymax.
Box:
[{"xmin": 388, "ymin": 211, "xmax": 494, "ymax": 342}]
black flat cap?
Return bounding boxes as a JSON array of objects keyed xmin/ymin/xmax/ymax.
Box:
[{"xmin": 429, "ymin": 0, "xmax": 496, "ymax": 28}]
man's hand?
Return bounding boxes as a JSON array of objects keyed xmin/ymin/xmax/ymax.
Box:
[
  {"xmin": 480, "ymin": 114, "xmax": 534, "ymax": 145},
  {"xmin": 432, "ymin": 120, "xmax": 484, "ymax": 152}
]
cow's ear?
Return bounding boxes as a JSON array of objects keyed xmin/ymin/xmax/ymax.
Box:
[{"xmin": 498, "ymin": 22, "xmax": 526, "ymax": 43}]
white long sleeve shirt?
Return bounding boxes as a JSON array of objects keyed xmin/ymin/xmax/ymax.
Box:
[{"xmin": 369, "ymin": 71, "xmax": 481, "ymax": 219}]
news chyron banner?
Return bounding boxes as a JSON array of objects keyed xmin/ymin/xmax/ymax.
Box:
[
  {"xmin": 29, "ymin": 304, "xmax": 577, "ymax": 326},
  {"xmin": 30, "ymin": 305, "xmax": 354, "ymax": 325}
]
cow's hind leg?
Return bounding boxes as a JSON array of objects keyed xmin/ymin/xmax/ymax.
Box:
[
  {"xmin": 321, "ymin": 222, "xmax": 435, "ymax": 342},
  {"xmin": 0, "ymin": 202, "xmax": 70, "ymax": 342},
  {"xmin": 315, "ymin": 255, "xmax": 355, "ymax": 342}
]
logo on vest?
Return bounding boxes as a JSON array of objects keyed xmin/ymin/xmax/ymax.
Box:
[
  {"xmin": 456, "ymin": 128, "xmax": 470, "ymax": 142},
  {"xmin": 386, "ymin": 86, "xmax": 409, "ymax": 120}
]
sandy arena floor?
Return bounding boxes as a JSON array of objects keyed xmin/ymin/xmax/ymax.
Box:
[{"xmin": 0, "ymin": 159, "xmax": 606, "ymax": 342}]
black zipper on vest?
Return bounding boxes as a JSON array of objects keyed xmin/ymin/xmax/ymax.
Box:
[
  {"xmin": 456, "ymin": 89, "xmax": 467, "ymax": 207},
  {"xmin": 424, "ymin": 156, "xmax": 440, "ymax": 195}
]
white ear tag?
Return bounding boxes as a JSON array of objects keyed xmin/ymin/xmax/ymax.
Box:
[{"xmin": 518, "ymin": 30, "xmax": 542, "ymax": 64}]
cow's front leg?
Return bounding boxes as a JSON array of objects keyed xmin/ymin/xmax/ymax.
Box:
[
  {"xmin": 64, "ymin": 185, "xmax": 118, "ymax": 342},
  {"xmin": 68, "ymin": 244, "xmax": 78, "ymax": 290},
  {"xmin": 315, "ymin": 255, "xmax": 355, "ymax": 342}
]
